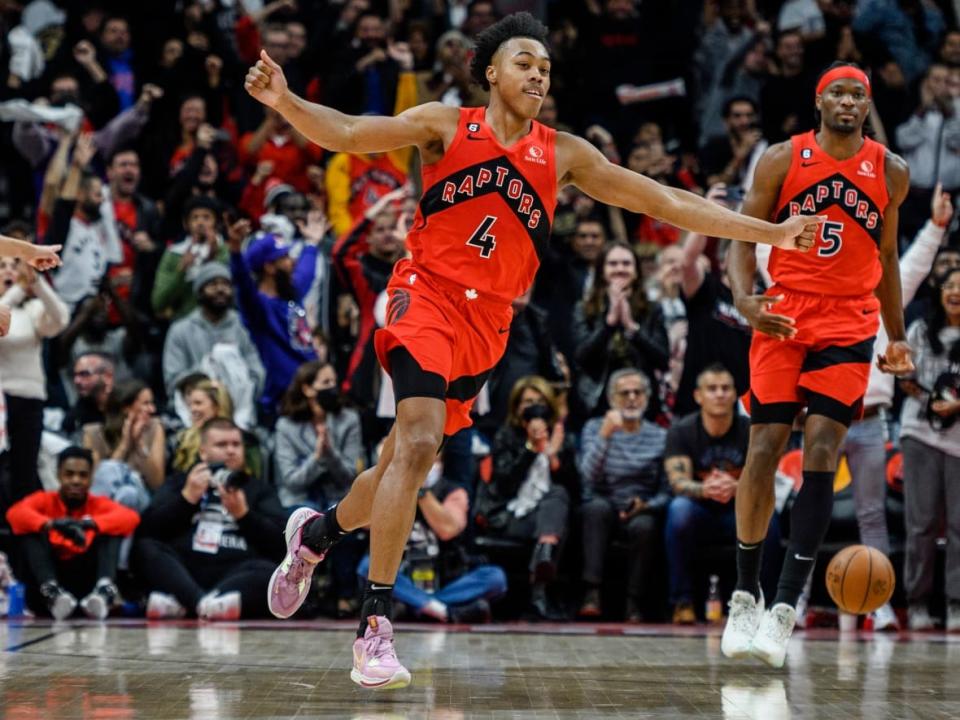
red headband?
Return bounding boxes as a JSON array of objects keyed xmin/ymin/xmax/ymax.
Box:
[{"xmin": 816, "ymin": 67, "xmax": 871, "ymax": 97}]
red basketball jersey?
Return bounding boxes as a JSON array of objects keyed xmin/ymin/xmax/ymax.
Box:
[
  {"xmin": 406, "ymin": 106, "xmax": 557, "ymax": 304},
  {"xmin": 769, "ymin": 130, "xmax": 889, "ymax": 296}
]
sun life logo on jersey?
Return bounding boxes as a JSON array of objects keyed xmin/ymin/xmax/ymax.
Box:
[
  {"xmin": 525, "ymin": 145, "xmax": 546, "ymax": 165},
  {"xmin": 801, "ymin": 148, "xmax": 813, "ymax": 159},
  {"xmin": 858, "ymin": 160, "xmax": 876, "ymax": 178}
]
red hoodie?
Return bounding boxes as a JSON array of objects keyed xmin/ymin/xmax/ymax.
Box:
[{"xmin": 6, "ymin": 491, "xmax": 140, "ymax": 560}]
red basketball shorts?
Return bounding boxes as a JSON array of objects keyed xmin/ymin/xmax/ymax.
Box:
[
  {"xmin": 374, "ymin": 258, "xmax": 513, "ymax": 437},
  {"xmin": 744, "ymin": 285, "xmax": 879, "ymax": 425}
]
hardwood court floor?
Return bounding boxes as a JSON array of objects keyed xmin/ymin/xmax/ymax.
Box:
[{"xmin": 1, "ymin": 618, "xmax": 958, "ymax": 719}]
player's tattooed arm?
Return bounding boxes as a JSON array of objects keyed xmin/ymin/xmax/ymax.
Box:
[
  {"xmin": 556, "ymin": 134, "xmax": 819, "ymax": 250},
  {"xmin": 665, "ymin": 455, "xmax": 701, "ymax": 499}
]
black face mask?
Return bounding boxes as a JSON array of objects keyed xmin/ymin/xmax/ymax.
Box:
[
  {"xmin": 81, "ymin": 201, "xmax": 102, "ymax": 221},
  {"xmin": 521, "ymin": 403, "xmax": 552, "ymax": 423},
  {"xmin": 316, "ymin": 387, "xmax": 340, "ymax": 412},
  {"xmin": 52, "ymin": 92, "xmax": 80, "ymax": 107}
]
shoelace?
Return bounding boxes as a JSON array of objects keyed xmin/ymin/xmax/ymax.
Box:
[
  {"xmin": 728, "ymin": 595, "xmax": 758, "ymax": 634},
  {"xmin": 366, "ymin": 633, "xmax": 397, "ymax": 663}
]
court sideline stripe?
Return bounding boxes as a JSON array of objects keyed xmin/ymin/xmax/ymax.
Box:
[{"xmin": 6, "ymin": 631, "xmax": 59, "ymax": 652}]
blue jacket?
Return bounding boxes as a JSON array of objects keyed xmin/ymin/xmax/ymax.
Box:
[{"xmin": 230, "ymin": 246, "xmax": 318, "ymax": 416}]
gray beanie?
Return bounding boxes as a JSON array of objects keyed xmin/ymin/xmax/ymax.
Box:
[{"xmin": 193, "ymin": 262, "xmax": 231, "ymax": 295}]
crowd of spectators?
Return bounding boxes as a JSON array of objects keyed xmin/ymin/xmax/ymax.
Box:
[{"xmin": 0, "ymin": 0, "xmax": 959, "ymax": 627}]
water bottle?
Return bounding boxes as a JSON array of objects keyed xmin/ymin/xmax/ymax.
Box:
[
  {"xmin": 7, "ymin": 582, "xmax": 25, "ymax": 618},
  {"xmin": 706, "ymin": 575, "xmax": 723, "ymax": 625}
]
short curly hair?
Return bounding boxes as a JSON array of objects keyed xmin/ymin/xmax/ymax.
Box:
[{"xmin": 470, "ymin": 12, "xmax": 549, "ymax": 91}]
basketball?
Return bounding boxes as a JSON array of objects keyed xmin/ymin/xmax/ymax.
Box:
[{"xmin": 825, "ymin": 545, "xmax": 896, "ymax": 615}]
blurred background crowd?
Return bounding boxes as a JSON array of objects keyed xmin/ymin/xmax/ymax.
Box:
[{"xmin": 0, "ymin": 0, "xmax": 958, "ymax": 629}]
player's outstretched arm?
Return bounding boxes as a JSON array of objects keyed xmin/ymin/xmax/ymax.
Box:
[
  {"xmin": 875, "ymin": 152, "xmax": 914, "ymax": 375},
  {"xmin": 557, "ymin": 133, "xmax": 819, "ymax": 251},
  {"xmin": 245, "ymin": 50, "xmax": 455, "ymax": 154},
  {"xmin": 0, "ymin": 234, "xmax": 61, "ymax": 271}
]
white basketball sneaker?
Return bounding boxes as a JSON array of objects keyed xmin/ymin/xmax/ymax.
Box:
[
  {"xmin": 750, "ymin": 603, "xmax": 798, "ymax": 668},
  {"xmin": 721, "ymin": 590, "xmax": 765, "ymax": 659}
]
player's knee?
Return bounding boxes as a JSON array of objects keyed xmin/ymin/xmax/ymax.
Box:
[
  {"xmin": 745, "ymin": 443, "xmax": 783, "ymax": 477},
  {"xmin": 804, "ymin": 435, "xmax": 842, "ymax": 469},
  {"xmin": 395, "ymin": 432, "xmax": 443, "ymax": 470}
]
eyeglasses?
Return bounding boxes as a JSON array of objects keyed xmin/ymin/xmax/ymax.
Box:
[
  {"xmin": 74, "ymin": 368, "xmax": 104, "ymax": 378},
  {"xmin": 617, "ymin": 389, "xmax": 645, "ymax": 398}
]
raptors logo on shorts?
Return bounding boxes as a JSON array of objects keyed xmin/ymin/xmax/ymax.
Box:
[{"xmin": 386, "ymin": 289, "xmax": 411, "ymax": 325}]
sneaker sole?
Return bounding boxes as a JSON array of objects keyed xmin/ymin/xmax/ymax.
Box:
[
  {"xmin": 81, "ymin": 596, "xmax": 108, "ymax": 620},
  {"xmin": 350, "ymin": 667, "xmax": 412, "ymax": 690},
  {"xmin": 267, "ymin": 508, "xmax": 321, "ymax": 619},
  {"xmin": 749, "ymin": 642, "xmax": 786, "ymax": 669},
  {"xmin": 720, "ymin": 641, "xmax": 754, "ymax": 660},
  {"xmin": 50, "ymin": 596, "xmax": 77, "ymax": 621}
]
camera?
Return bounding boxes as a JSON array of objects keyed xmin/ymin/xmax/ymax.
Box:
[{"xmin": 207, "ymin": 463, "xmax": 249, "ymax": 491}]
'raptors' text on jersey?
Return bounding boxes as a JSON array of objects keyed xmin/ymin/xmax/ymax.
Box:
[
  {"xmin": 770, "ymin": 130, "xmax": 889, "ymax": 296},
  {"xmin": 406, "ymin": 106, "xmax": 557, "ymax": 304}
]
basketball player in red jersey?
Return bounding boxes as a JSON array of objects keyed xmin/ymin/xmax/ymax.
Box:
[
  {"xmin": 245, "ymin": 14, "xmax": 820, "ymax": 689},
  {"xmin": 720, "ymin": 62, "xmax": 915, "ymax": 668}
]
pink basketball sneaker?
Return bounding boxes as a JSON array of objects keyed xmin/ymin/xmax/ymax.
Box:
[
  {"xmin": 351, "ymin": 616, "xmax": 411, "ymax": 690},
  {"xmin": 267, "ymin": 507, "xmax": 326, "ymax": 618}
]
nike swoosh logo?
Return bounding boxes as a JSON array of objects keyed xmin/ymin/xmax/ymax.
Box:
[
  {"xmin": 497, "ymin": 327, "xmax": 510, "ymax": 334},
  {"xmin": 369, "ymin": 584, "xmax": 393, "ymax": 591},
  {"xmin": 862, "ymin": 308, "xmax": 876, "ymax": 314},
  {"xmin": 800, "ymin": 162, "xmax": 819, "ymax": 167},
  {"xmin": 794, "ymin": 553, "xmax": 814, "ymax": 562},
  {"xmin": 466, "ymin": 134, "xmax": 486, "ymax": 141}
]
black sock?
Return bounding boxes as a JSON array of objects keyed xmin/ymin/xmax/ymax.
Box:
[
  {"xmin": 357, "ymin": 581, "xmax": 394, "ymax": 638},
  {"xmin": 736, "ymin": 539, "xmax": 764, "ymax": 600},
  {"xmin": 301, "ymin": 504, "xmax": 346, "ymax": 553},
  {"xmin": 774, "ymin": 470, "xmax": 835, "ymax": 608}
]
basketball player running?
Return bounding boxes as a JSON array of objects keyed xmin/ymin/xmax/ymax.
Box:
[
  {"xmin": 720, "ymin": 62, "xmax": 914, "ymax": 668},
  {"xmin": 245, "ymin": 14, "xmax": 820, "ymax": 689}
]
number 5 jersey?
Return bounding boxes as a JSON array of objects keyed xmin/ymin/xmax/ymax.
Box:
[{"xmin": 771, "ymin": 129, "xmax": 889, "ymax": 297}]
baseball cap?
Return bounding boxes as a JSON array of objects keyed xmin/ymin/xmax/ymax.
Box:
[{"xmin": 244, "ymin": 233, "xmax": 291, "ymax": 272}]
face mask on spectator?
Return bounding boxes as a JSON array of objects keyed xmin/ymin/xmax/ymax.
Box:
[
  {"xmin": 51, "ymin": 91, "xmax": 80, "ymax": 107},
  {"xmin": 316, "ymin": 387, "xmax": 341, "ymax": 412},
  {"xmin": 81, "ymin": 200, "xmax": 102, "ymax": 221}
]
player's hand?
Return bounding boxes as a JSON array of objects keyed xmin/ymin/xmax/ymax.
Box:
[
  {"xmin": 775, "ymin": 214, "xmax": 822, "ymax": 252},
  {"xmin": 735, "ymin": 294, "xmax": 797, "ymax": 340},
  {"xmin": 930, "ymin": 181, "xmax": 953, "ymax": 228},
  {"xmin": 23, "ymin": 243, "xmax": 62, "ymax": 271},
  {"xmin": 877, "ymin": 340, "xmax": 914, "ymax": 375},
  {"xmin": 245, "ymin": 50, "xmax": 288, "ymax": 108}
]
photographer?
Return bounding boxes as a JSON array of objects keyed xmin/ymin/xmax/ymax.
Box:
[
  {"xmin": 133, "ymin": 418, "xmax": 287, "ymax": 620},
  {"xmin": 899, "ymin": 267, "xmax": 960, "ymax": 631},
  {"xmin": 475, "ymin": 376, "xmax": 579, "ymax": 619}
]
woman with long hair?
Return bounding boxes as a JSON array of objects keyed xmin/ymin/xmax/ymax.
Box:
[
  {"xmin": 572, "ymin": 241, "xmax": 669, "ymax": 423},
  {"xmin": 900, "ymin": 267, "xmax": 960, "ymax": 631},
  {"xmin": 171, "ymin": 379, "xmax": 234, "ymax": 472},
  {"xmin": 82, "ymin": 379, "xmax": 166, "ymax": 514},
  {"xmin": 474, "ymin": 375, "xmax": 579, "ymax": 619},
  {"xmin": 276, "ymin": 360, "xmax": 363, "ymax": 616}
]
